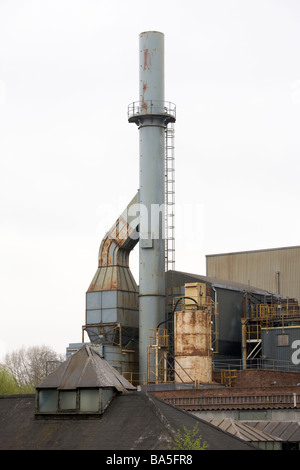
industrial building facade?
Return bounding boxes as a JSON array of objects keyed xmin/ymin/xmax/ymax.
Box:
[
  {"xmin": 206, "ymin": 245, "xmax": 300, "ymax": 302},
  {"xmin": 205, "ymin": 246, "xmax": 300, "ymax": 372}
]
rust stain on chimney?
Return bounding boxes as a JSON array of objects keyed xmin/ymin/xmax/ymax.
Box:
[
  {"xmin": 142, "ymin": 82, "xmax": 148, "ymax": 111},
  {"xmin": 143, "ymin": 48, "xmax": 149, "ymax": 70}
]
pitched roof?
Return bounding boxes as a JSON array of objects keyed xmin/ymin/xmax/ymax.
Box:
[
  {"xmin": 0, "ymin": 392, "xmax": 258, "ymax": 450},
  {"xmin": 208, "ymin": 418, "xmax": 282, "ymax": 442},
  {"xmin": 167, "ymin": 270, "xmax": 272, "ymax": 295},
  {"xmin": 243, "ymin": 420, "xmax": 300, "ymax": 442},
  {"xmin": 37, "ymin": 344, "xmax": 135, "ymax": 392},
  {"xmin": 148, "ymin": 394, "xmax": 258, "ymax": 450}
]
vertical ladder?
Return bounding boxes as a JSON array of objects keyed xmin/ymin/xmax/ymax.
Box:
[{"xmin": 165, "ymin": 123, "xmax": 175, "ymax": 271}]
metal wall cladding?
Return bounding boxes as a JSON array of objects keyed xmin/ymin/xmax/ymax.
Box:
[
  {"xmin": 86, "ymin": 290, "xmax": 138, "ymax": 311},
  {"xmin": 216, "ymin": 288, "xmax": 244, "ymax": 344},
  {"xmin": 262, "ymin": 326, "xmax": 300, "ymax": 370},
  {"xmin": 101, "ymin": 345, "xmax": 138, "ymax": 375},
  {"xmin": 86, "ymin": 290, "xmax": 138, "ymax": 328},
  {"xmin": 206, "ymin": 246, "xmax": 300, "ymax": 301},
  {"xmin": 88, "ymin": 266, "xmax": 138, "ymax": 293}
]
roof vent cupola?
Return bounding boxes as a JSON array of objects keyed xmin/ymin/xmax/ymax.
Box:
[{"xmin": 35, "ymin": 345, "xmax": 135, "ymax": 418}]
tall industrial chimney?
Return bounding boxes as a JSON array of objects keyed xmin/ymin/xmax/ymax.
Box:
[{"xmin": 128, "ymin": 31, "xmax": 176, "ymax": 380}]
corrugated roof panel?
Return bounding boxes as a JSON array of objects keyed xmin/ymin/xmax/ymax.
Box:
[
  {"xmin": 275, "ymin": 422, "xmax": 298, "ymax": 441},
  {"xmin": 244, "ymin": 421, "xmax": 300, "ymax": 442},
  {"xmin": 167, "ymin": 270, "xmax": 271, "ymax": 295},
  {"xmin": 209, "ymin": 419, "xmax": 282, "ymax": 442}
]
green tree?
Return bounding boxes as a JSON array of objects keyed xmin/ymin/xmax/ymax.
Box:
[
  {"xmin": 169, "ymin": 424, "xmax": 208, "ymax": 450},
  {"xmin": 4, "ymin": 345, "xmax": 64, "ymax": 393},
  {"xmin": 0, "ymin": 366, "xmax": 21, "ymax": 394}
]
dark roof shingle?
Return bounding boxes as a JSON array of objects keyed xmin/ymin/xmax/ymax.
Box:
[{"xmin": 0, "ymin": 392, "xmax": 258, "ymax": 450}]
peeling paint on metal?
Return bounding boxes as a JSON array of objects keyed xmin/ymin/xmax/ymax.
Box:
[{"xmin": 143, "ymin": 48, "xmax": 150, "ymax": 70}]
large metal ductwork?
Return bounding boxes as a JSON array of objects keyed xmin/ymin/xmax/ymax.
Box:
[
  {"xmin": 128, "ymin": 31, "xmax": 176, "ymax": 380},
  {"xmin": 82, "ymin": 31, "xmax": 176, "ymax": 383},
  {"xmin": 83, "ymin": 193, "xmax": 139, "ymax": 376}
]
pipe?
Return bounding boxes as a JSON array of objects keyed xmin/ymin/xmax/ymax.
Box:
[
  {"xmin": 85, "ymin": 194, "xmax": 139, "ymax": 351},
  {"xmin": 128, "ymin": 32, "xmax": 176, "ymax": 380},
  {"xmin": 276, "ymin": 271, "xmax": 280, "ymax": 295},
  {"xmin": 156, "ymin": 296, "xmax": 199, "ymax": 330},
  {"xmin": 87, "ymin": 193, "xmax": 139, "ymax": 292}
]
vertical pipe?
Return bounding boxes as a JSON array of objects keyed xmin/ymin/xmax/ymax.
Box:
[
  {"xmin": 276, "ymin": 271, "xmax": 280, "ymax": 295},
  {"xmin": 138, "ymin": 31, "xmax": 166, "ymax": 381},
  {"xmin": 241, "ymin": 318, "xmax": 247, "ymax": 370},
  {"xmin": 139, "ymin": 31, "xmax": 165, "ymax": 106},
  {"xmin": 128, "ymin": 31, "xmax": 175, "ymax": 382}
]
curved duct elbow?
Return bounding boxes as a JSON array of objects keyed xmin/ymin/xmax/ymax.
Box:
[
  {"xmin": 87, "ymin": 193, "xmax": 139, "ymax": 293},
  {"xmin": 98, "ymin": 206, "xmax": 139, "ymax": 269}
]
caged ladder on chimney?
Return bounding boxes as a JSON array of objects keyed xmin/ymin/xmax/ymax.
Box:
[{"xmin": 165, "ymin": 122, "xmax": 175, "ymax": 271}]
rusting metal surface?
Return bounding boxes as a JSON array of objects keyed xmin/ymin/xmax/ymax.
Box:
[
  {"xmin": 98, "ymin": 216, "xmax": 138, "ymax": 268},
  {"xmin": 175, "ymin": 309, "xmax": 211, "ymax": 356},
  {"xmin": 174, "ymin": 357, "xmax": 212, "ymax": 384},
  {"xmin": 162, "ymin": 393, "xmax": 300, "ymax": 411},
  {"xmin": 93, "ymin": 192, "xmax": 139, "ymax": 271},
  {"xmin": 85, "ymin": 194, "xmax": 139, "ymax": 374},
  {"xmin": 88, "ymin": 264, "xmax": 138, "ymax": 293},
  {"xmin": 87, "ymin": 192, "xmax": 139, "ymax": 293},
  {"xmin": 174, "ymin": 308, "xmax": 213, "ymax": 384}
]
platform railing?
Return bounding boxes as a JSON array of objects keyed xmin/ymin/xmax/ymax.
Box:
[{"xmin": 128, "ymin": 100, "xmax": 176, "ymax": 121}]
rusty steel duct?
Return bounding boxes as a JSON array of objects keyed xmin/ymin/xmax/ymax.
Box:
[
  {"xmin": 89, "ymin": 192, "xmax": 139, "ymax": 292},
  {"xmin": 128, "ymin": 31, "xmax": 176, "ymax": 379},
  {"xmin": 84, "ymin": 193, "xmax": 139, "ymax": 374}
]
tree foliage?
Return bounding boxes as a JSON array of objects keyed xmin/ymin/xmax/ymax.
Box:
[
  {"xmin": 3, "ymin": 345, "xmax": 64, "ymax": 393},
  {"xmin": 0, "ymin": 367, "xmax": 21, "ymax": 394},
  {"xmin": 169, "ymin": 424, "xmax": 209, "ymax": 450}
]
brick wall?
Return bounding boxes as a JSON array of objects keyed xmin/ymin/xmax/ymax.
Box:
[
  {"xmin": 150, "ymin": 369, "xmax": 300, "ymax": 401},
  {"xmin": 213, "ymin": 369, "xmax": 300, "ymax": 389}
]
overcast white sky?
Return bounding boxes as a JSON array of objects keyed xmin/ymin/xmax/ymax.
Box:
[{"xmin": 0, "ymin": 0, "xmax": 299, "ymax": 360}]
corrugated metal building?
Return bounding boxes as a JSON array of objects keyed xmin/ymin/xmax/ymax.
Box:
[
  {"xmin": 261, "ymin": 326, "xmax": 300, "ymax": 371},
  {"xmin": 206, "ymin": 245, "xmax": 300, "ymax": 302}
]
